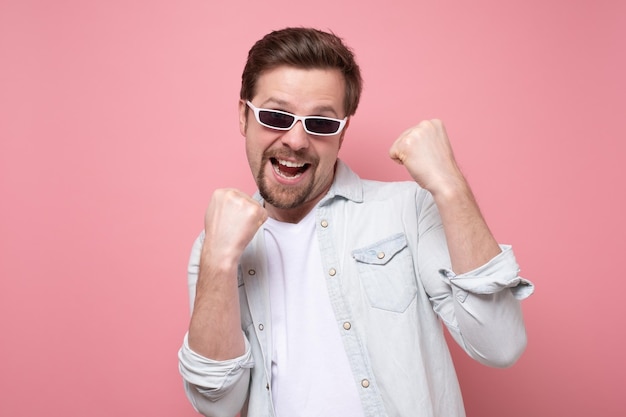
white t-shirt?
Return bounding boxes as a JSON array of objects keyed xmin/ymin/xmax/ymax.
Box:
[{"xmin": 263, "ymin": 209, "xmax": 364, "ymax": 417}]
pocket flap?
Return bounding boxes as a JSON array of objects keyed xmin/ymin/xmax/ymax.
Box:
[{"xmin": 351, "ymin": 233, "xmax": 408, "ymax": 265}]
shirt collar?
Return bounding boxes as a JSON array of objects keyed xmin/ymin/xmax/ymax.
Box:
[{"xmin": 321, "ymin": 159, "xmax": 363, "ymax": 204}]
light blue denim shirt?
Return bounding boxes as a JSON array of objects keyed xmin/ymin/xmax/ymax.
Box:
[{"xmin": 179, "ymin": 160, "xmax": 534, "ymax": 417}]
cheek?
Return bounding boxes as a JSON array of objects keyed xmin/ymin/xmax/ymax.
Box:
[
  {"xmin": 245, "ymin": 131, "xmax": 276, "ymax": 166},
  {"xmin": 244, "ymin": 138, "xmax": 262, "ymax": 170},
  {"xmin": 316, "ymin": 143, "xmax": 341, "ymax": 172}
]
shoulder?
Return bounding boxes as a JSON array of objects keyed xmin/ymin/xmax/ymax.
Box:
[
  {"xmin": 361, "ymin": 178, "xmax": 420, "ymax": 196},
  {"xmin": 333, "ymin": 159, "xmax": 426, "ymax": 203}
]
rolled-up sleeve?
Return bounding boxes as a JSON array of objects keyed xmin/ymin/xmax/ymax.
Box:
[
  {"xmin": 415, "ymin": 189, "xmax": 535, "ymax": 368},
  {"xmin": 436, "ymin": 246, "xmax": 534, "ymax": 368},
  {"xmin": 441, "ymin": 245, "xmax": 534, "ymax": 301},
  {"xmin": 178, "ymin": 333, "xmax": 254, "ymax": 416}
]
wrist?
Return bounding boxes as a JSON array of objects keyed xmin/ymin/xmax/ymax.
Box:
[
  {"xmin": 200, "ymin": 241, "xmax": 243, "ymax": 273},
  {"xmin": 428, "ymin": 174, "xmax": 472, "ymax": 202}
]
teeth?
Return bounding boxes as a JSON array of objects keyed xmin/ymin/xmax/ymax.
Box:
[
  {"xmin": 277, "ymin": 159, "xmax": 305, "ymax": 168},
  {"xmin": 272, "ymin": 163, "xmax": 303, "ymax": 179}
]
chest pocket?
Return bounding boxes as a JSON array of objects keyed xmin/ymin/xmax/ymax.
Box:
[{"xmin": 351, "ymin": 233, "xmax": 417, "ymax": 313}]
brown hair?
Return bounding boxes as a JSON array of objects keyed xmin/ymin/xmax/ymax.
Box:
[{"xmin": 240, "ymin": 27, "xmax": 363, "ymax": 116}]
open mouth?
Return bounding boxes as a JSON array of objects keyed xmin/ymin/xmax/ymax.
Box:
[{"xmin": 271, "ymin": 158, "xmax": 310, "ymax": 179}]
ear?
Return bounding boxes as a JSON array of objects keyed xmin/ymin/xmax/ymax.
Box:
[
  {"xmin": 238, "ymin": 100, "xmax": 248, "ymax": 137},
  {"xmin": 338, "ymin": 118, "xmax": 351, "ymax": 150}
]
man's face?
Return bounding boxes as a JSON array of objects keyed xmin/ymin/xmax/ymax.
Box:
[{"xmin": 239, "ymin": 66, "xmax": 349, "ymax": 222}]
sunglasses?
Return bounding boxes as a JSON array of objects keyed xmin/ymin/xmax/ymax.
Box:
[{"xmin": 245, "ymin": 101, "xmax": 347, "ymax": 136}]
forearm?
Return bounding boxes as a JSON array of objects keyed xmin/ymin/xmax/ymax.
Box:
[
  {"xmin": 188, "ymin": 246, "xmax": 245, "ymax": 360},
  {"xmin": 430, "ymin": 178, "xmax": 501, "ymax": 274}
]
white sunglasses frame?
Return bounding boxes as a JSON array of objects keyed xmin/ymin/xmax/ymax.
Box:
[{"xmin": 245, "ymin": 100, "xmax": 347, "ymax": 136}]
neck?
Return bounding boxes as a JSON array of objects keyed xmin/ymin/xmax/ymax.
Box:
[
  {"xmin": 266, "ymin": 180, "xmax": 334, "ymax": 223},
  {"xmin": 266, "ymin": 200, "xmax": 317, "ymax": 224}
]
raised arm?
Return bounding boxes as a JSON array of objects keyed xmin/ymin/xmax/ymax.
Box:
[
  {"xmin": 188, "ymin": 188, "xmax": 268, "ymax": 360},
  {"xmin": 179, "ymin": 188, "xmax": 267, "ymax": 416},
  {"xmin": 389, "ymin": 119, "xmax": 500, "ymax": 273},
  {"xmin": 390, "ymin": 120, "xmax": 532, "ymax": 367}
]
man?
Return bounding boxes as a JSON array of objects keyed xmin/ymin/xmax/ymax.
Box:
[{"xmin": 178, "ymin": 27, "xmax": 533, "ymax": 417}]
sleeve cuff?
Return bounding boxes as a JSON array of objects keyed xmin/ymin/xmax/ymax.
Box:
[
  {"xmin": 439, "ymin": 245, "xmax": 535, "ymax": 301},
  {"xmin": 178, "ymin": 333, "xmax": 254, "ymax": 401}
]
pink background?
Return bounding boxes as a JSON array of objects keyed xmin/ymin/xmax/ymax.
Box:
[{"xmin": 1, "ymin": 0, "xmax": 625, "ymax": 416}]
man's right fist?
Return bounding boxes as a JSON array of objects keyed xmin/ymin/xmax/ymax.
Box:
[{"xmin": 203, "ymin": 188, "xmax": 268, "ymax": 265}]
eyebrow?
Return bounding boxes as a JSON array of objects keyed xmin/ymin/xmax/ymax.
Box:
[{"xmin": 259, "ymin": 98, "xmax": 341, "ymax": 118}]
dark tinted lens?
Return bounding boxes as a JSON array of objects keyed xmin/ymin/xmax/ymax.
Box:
[
  {"xmin": 258, "ymin": 110, "xmax": 294, "ymax": 129},
  {"xmin": 305, "ymin": 118, "xmax": 340, "ymax": 134}
]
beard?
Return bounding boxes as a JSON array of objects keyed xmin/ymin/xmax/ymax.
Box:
[{"xmin": 256, "ymin": 151, "xmax": 318, "ymax": 210}]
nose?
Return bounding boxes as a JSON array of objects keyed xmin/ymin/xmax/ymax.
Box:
[{"xmin": 280, "ymin": 120, "xmax": 310, "ymax": 151}]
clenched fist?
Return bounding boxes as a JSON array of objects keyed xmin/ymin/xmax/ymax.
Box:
[
  {"xmin": 389, "ymin": 119, "xmax": 465, "ymax": 196},
  {"xmin": 203, "ymin": 188, "xmax": 268, "ymax": 266}
]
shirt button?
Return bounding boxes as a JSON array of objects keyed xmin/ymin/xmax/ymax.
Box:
[
  {"xmin": 361, "ymin": 379, "xmax": 370, "ymax": 388},
  {"xmin": 266, "ymin": 383, "xmax": 270, "ymax": 390},
  {"xmin": 329, "ymin": 268, "xmax": 337, "ymax": 277},
  {"xmin": 343, "ymin": 322, "xmax": 351, "ymax": 330},
  {"xmin": 248, "ymin": 269, "xmax": 256, "ymax": 276},
  {"xmin": 258, "ymin": 324, "xmax": 264, "ymax": 331},
  {"xmin": 377, "ymin": 252, "xmax": 385, "ymax": 259},
  {"xmin": 321, "ymin": 220, "xmax": 329, "ymax": 228}
]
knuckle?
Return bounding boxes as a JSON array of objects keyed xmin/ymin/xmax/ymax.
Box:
[{"xmin": 419, "ymin": 120, "xmax": 435, "ymax": 131}]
